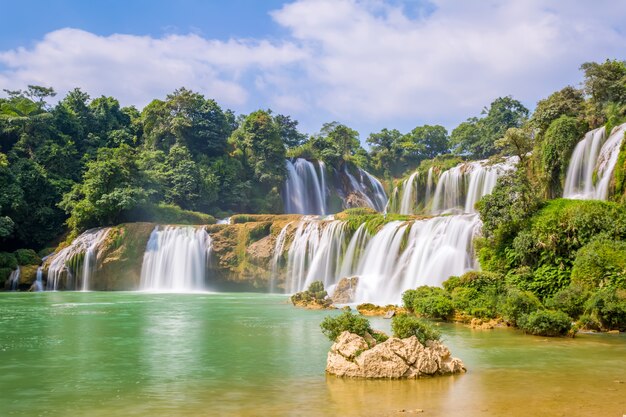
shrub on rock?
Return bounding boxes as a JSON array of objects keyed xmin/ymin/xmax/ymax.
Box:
[
  {"xmin": 391, "ymin": 314, "xmax": 441, "ymax": 345},
  {"xmin": 517, "ymin": 310, "xmax": 572, "ymax": 336}
]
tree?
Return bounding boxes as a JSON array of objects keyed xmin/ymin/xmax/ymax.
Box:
[
  {"xmin": 60, "ymin": 144, "xmax": 150, "ymax": 231},
  {"xmin": 141, "ymin": 88, "xmax": 232, "ymax": 156},
  {"xmin": 275, "ymin": 114, "xmax": 306, "ymax": 148},
  {"xmin": 531, "ymin": 86, "xmax": 586, "ymax": 133},
  {"xmin": 367, "ymin": 128, "xmax": 403, "ymax": 176},
  {"xmin": 406, "ymin": 124, "xmax": 450, "ymax": 159},
  {"xmin": 451, "ymin": 96, "xmax": 529, "ymax": 159},
  {"xmin": 320, "ymin": 122, "xmax": 360, "ymax": 159},
  {"xmin": 580, "ymin": 59, "xmax": 626, "ymax": 126},
  {"xmin": 229, "ymin": 110, "xmax": 286, "ymax": 197},
  {"xmin": 495, "ymin": 126, "xmax": 533, "ymax": 166}
]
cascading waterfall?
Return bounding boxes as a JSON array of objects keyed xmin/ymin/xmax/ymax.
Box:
[
  {"xmin": 284, "ymin": 159, "xmax": 328, "ymax": 215},
  {"xmin": 8, "ymin": 268, "xmax": 20, "ymax": 291},
  {"xmin": 33, "ymin": 267, "xmax": 44, "ymax": 292},
  {"xmin": 563, "ymin": 124, "xmax": 626, "ymax": 200},
  {"xmin": 389, "ymin": 157, "xmax": 517, "ymax": 215},
  {"xmin": 273, "ymin": 214, "xmax": 481, "ymax": 304},
  {"xmin": 46, "ymin": 228, "xmax": 110, "ymax": 291},
  {"xmin": 283, "ymin": 158, "xmax": 388, "ymax": 214},
  {"xmin": 139, "ymin": 226, "xmax": 212, "ymax": 292}
]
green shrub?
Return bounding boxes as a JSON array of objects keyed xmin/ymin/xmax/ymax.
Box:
[
  {"xmin": 584, "ymin": 287, "xmax": 626, "ymax": 331},
  {"xmin": 13, "ymin": 249, "xmax": 41, "ymax": 266},
  {"xmin": 391, "ymin": 314, "xmax": 441, "ymax": 345},
  {"xmin": 545, "ymin": 286, "xmax": 589, "ymax": 319},
  {"xmin": 291, "ymin": 281, "xmax": 330, "ymax": 306},
  {"xmin": 499, "ymin": 288, "xmax": 542, "ymax": 325},
  {"xmin": 451, "ymin": 287, "xmax": 499, "ymax": 319},
  {"xmin": 401, "ymin": 289, "xmax": 419, "ymax": 312},
  {"xmin": 0, "ymin": 252, "xmax": 18, "ymax": 269},
  {"xmin": 408, "ymin": 286, "xmax": 454, "ymax": 319},
  {"xmin": 127, "ymin": 203, "xmax": 215, "ymax": 225},
  {"xmin": 320, "ymin": 310, "xmax": 373, "ymax": 342},
  {"xmin": 0, "ymin": 267, "xmax": 14, "ymax": 283},
  {"xmin": 517, "ymin": 310, "xmax": 572, "ymax": 337},
  {"xmin": 571, "ymin": 238, "xmax": 626, "ymax": 290},
  {"xmin": 577, "ymin": 314, "xmax": 601, "ymax": 331}
]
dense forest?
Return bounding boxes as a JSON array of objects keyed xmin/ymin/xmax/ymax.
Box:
[{"xmin": 1, "ymin": 58, "xmax": 625, "ymax": 256}]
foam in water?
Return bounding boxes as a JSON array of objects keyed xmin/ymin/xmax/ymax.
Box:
[
  {"xmin": 140, "ymin": 226, "xmax": 212, "ymax": 292},
  {"xmin": 388, "ymin": 157, "xmax": 517, "ymax": 215},
  {"xmin": 563, "ymin": 124, "xmax": 626, "ymax": 200},
  {"xmin": 273, "ymin": 214, "xmax": 481, "ymax": 304},
  {"xmin": 46, "ymin": 228, "xmax": 110, "ymax": 291}
]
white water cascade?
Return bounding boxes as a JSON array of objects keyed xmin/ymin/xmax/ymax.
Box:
[
  {"xmin": 46, "ymin": 228, "xmax": 110, "ymax": 291},
  {"xmin": 563, "ymin": 124, "xmax": 626, "ymax": 200},
  {"xmin": 273, "ymin": 215, "xmax": 481, "ymax": 304},
  {"xmin": 8, "ymin": 268, "xmax": 20, "ymax": 291},
  {"xmin": 140, "ymin": 226, "xmax": 212, "ymax": 292},
  {"xmin": 284, "ymin": 159, "xmax": 328, "ymax": 215},
  {"xmin": 283, "ymin": 158, "xmax": 388, "ymax": 214},
  {"xmin": 388, "ymin": 157, "xmax": 517, "ymax": 215}
]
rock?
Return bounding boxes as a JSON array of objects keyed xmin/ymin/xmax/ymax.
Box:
[
  {"xmin": 607, "ymin": 330, "xmax": 620, "ymax": 334},
  {"xmin": 357, "ymin": 303, "xmax": 407, "ymax": 316},
  {"xmin": 384, "ymin": 310, "xmax": 396, "ymax": 319},
  {"xmin": 470, "ymin": 317, "xmax": 504, "ymax": 329},
  {"xmin": 326, "ymin": 331, "xmax": 466, "ymax": 379},
  {"xmin": 331, "ymin": 276, "xmax": 359, "ymax": 303}
]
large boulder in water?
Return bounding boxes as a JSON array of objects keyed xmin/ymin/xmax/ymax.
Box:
[
  {"xmin": 326, "ymin": 331, "xmax": 465, "ymax": 379},
  {"xmin": 331, "ymin": 277, "xmax": 359, "ymax": 303}
]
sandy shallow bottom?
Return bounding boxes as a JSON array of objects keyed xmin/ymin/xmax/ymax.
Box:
[{"xmin": 1, "ymin": 291, "xmax": 625, "ymax": 417}]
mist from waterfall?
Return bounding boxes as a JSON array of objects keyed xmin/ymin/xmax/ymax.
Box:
[
  {"xmin": 563, "ymin": 124, "xmax": 626, "ymax": 200},
  {"xmin": 272, "ymin": 215, "xmax": 481, "ymax": 304},
  {"xmin": 139, "ymin": 226, "xmax": 212, "ymax": 292}
]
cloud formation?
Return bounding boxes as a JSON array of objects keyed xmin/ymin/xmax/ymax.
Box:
[{"xmin": 1, "ymin": 0, "xmax": 625, "ymax": 135}]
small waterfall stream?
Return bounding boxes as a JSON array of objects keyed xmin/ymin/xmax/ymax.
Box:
[
  {"xmin": 8, "ymin": 268, "xmax": 20, "ymax": 291},
  {"xmin": 46, "ymin": 228, "xmax": 110, "ymax": 291},
  {"xmin": 563, "ymin": 123, "xmax": 626, "ymax": 200},
  {"xmin": 273, "ymin": 214, "xmax": 481, "ymax": 304},
  {"xmin": 139, "ymin": 226, "xmax": 212, "ymax": 292}
]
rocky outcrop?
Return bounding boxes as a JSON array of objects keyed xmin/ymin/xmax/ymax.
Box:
[
  {"xmin": 356, "ymin": 303, "xmax": 407, "ymax": 317},
  {"xmin": 331, "ymin": 277, "xmax": 359, "ymax": 303},
  {"xmin": 326, "ymin": 331, "xmax": 465, "ymax": 379}
]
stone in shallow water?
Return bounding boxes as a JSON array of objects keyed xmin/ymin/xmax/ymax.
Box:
[{"xmin": 326, "ymin": 331, "xmax": 466, "ymax": 379}]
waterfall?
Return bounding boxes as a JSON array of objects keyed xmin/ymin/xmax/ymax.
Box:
[
  {"xmin": 46, "ymin": 228, "xmax": 110, "ymax": 291},
  {"xmin": 33, "ymin": 267, "xmax": 44, "ymax": 292},
  {"xmin": 283, "ymin": 158, "xmax": 388, "ymax": 214},
  {"xmin": 563, "ymin": 124, "xmax": 626, "ymax": 200},
  {"xmin": 275, "ymin": 214, "xmax": 481, "ymax": 304},
  {"xmin": 389, "ymin": 157, "xmax": 516, "ymax": 215},
  {"xmin": 8, "ymin": 268, "xmax": 20, "ymax": 291},
  {"xmin": 139, "ymin": 226, "xmax": 212, "ymax": 292},
  {"xmin": 284, "ymin": 158, "xmax": 327, "ymax": 215}
]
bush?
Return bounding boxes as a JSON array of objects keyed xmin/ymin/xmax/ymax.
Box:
[
  {"xmin": 13, "ymin": 249, "xmax": 41, "ymax": 266},
  {"xmin": 320, "ymin": 310, "xmax": 373, "ymax": 342},
  {"xmin": 391, "ymin": 314, "xmax": 441, "ymax": 345},
  {"xmin": 499, "ymin": 288, "xmax": 542, "ymax": 325},
  {"xmin": 571, "ymin": 238, "xmax": 626, "ymax": 290},
  {"xmin": 545, "ymin": 286, "xmax": 589, "ymax": 319},
  {"xmin": 517, "ymin": 310, "xmax": 572, "ymax": 337},
  {"xmin": 583, "ymin": 287, "xmax": 626, "ymax": 331},
  {"xmin": 291, "ymin": 281, "xmax": 331, "ymax": 306},
  {"xmin": 451, "ymin": 287, "xmax": 498, "ymax": 319},
  {"xmin": 577, "ymin": 314, "xmax": 601, "ymax": 331},
  {"xmin": 0, "ymin": 252, "xmax": 18, "ymax": 269},
  {"xmin": 406, "ymin": 286, "xmax": 454, "ymax": 320}
]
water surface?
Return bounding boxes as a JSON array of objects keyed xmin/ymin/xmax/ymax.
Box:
[{"xmin": 1, "ymin": 292, "xmax": 625, "ymax": 416}]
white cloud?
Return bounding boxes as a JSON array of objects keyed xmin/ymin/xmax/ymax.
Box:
[
  {"xmin": 0, "ymin": 28, "xmax": 305, "ymax": 108},
  {"xmin": 1, "ymin": 1, "xmax": 626, "ymax": 135}
]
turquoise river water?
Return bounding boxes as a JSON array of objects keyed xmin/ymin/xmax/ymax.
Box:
[{"xmin": 1, "ymin": 292, "xmax": 625, "ymax": 417}]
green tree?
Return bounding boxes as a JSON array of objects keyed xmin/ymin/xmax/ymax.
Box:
[
  {"xmin": 451, "ymin": 96, "xmax": 529, "ymax": 159},
  {"xmin": 142, "ymin": 88, "xmax": 232, "ymax": 156},
  {"xmin": 580, "ymin": 59, "xmax": 626, "ymax": 126},
  {"xmin": 531, "ymin": 86, "xmax": 586, "ymax": 133},
  {"xmin": 275, "ymin": 114, "xmax": 306, "ymax": 148},
  {"xmin": 405, "ymin": 124, "xmax": 450, "ymax": 160}
]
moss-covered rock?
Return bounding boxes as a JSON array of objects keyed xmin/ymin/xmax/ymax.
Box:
[{"xmin": 14, "ymin": 249, "xmax": 41, "ymax": 266}]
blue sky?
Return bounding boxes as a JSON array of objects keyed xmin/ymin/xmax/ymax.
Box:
[{"xmin": 1, "ymin": 0, "xmax": 625, "ymax": 138}]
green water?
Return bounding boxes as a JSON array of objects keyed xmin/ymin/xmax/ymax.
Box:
[{"xmin": 1, "ymin": 292, "xmax": 625, "ymax": 417}]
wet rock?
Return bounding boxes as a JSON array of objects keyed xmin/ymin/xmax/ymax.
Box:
[
  {"xmin": 331, "ymin": 276, "xmax": 359, "ymax": 304},
  {"xmin": 357, "ymin": 303, "xmax": 407, "ymax": 316},
  {"xmin": 326, "ymin": 331, "xmax": 466, "ymax": 379}
]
